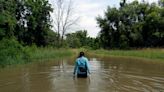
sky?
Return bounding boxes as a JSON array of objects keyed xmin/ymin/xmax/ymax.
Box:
[{"xmin": 49, "ymin": 0, "xmax": 158, "ymax": 37}]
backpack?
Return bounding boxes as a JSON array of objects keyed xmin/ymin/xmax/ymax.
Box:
[{"xmin": 78, "ymin": 61, "xmax": 87, "ymax": 72}]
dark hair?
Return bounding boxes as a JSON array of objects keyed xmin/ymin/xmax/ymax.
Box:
[{"xmin": 78, "ymin": 52, "xmax": 84, "ymax": 58}]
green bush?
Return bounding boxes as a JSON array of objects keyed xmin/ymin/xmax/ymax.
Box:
[
  {"xmin": 26, "ymin": 47, "xmax": 74, "ymax": 60},
  {"xmin": 0, "ymin": 38, "xmax": 30, "ymax": 67}
]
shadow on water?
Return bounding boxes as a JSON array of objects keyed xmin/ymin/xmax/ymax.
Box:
[{"xmin": 0, "ymin": 56, "xmax": 164, "ymax": 92}]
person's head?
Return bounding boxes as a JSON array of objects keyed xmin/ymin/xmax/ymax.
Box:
[{"xmin": 79, "ymin": 52, "xmax": 84, "ymax": 58}]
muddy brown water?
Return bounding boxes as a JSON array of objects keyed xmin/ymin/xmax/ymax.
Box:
[{"xmin": 0, "ymin": 56, "xmax": 164, "ymax": 92}]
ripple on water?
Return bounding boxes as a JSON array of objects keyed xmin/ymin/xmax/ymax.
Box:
[
  {"xmin": 89, "ymin": 58, "xmax": 164, "ymax": 92},
  {"xmin": 112, "ymin": 71, "xmax": 164, "ymax": 92},
  {"xmin": 0, "ymin": 57, "xmax": 164, "ymax": 92}
]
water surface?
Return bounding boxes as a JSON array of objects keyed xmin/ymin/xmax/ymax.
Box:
[{"xmin": 0, "ymin": 57, "xmax": 164, "ymax": 92}]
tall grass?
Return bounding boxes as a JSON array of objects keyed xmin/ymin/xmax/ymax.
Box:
[
  {"xmin": 0, "ymin": 38, "xmax": 75, "ymax": 67},
  {"xmin": 89, "ymin": 49, "xmax": 164, "ymax": 61},
  {"xmin": 26, "ymin": 46, "xmax": 74, "ymax": 61},
  {"xmin": 0, "ymin": 38, "xmax": 30, "ymax": 67}
]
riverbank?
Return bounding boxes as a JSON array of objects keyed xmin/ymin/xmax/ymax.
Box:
[
  {"xmin": 27, "ymin": 47, "xmax": 75, "ymax": 61},
  {"xmin": 0, "ymin": 40, "xmax": 75, "ymax": 67},
  {"xmin": 88, "ymin": 49, "xmax": 164, "ymax": 61},
  {"xmin": 1, "ymin": 46, "xmax": 164, "ymax": 68}
]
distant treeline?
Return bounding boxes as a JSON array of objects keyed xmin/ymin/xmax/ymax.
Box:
[
  {"xmin": 96, "ymin": 0, "xmax": 164, "ymax": 49},
  {"xmin": 0, "ymin": 0, "xmax": 164, "ymax": 49}
]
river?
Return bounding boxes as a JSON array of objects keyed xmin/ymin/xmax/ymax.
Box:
[{"xmin": 0, "ymin": 56, "xmax": 164, "ymax": 92}]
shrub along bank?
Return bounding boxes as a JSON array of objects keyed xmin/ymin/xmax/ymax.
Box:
[{"xmin": 0, "ymin": 38, "xmax": 74, "ymax": 68}]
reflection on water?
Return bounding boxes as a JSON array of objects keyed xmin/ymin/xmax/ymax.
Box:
[{"xmin": 0, "ymin": 57, "xmax": 164, "ymax": 92}]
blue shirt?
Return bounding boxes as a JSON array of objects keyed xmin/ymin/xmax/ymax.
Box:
[{"xmin": 73, "ymin": 56, "xmax": 90, "ymax": 75}]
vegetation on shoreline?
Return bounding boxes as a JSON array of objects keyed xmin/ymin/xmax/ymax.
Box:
[
  {"xmin": 1, "ymin": 41, "xmax": 164, "ymax": 68},
  {"xmin": 0, "ymin": 38, "xmax": 75, "ymax": 68},
  {"xmin": 27, "ymin": 47, "xmax": 74, "ymax": 61},
  {"xmin": 88, "ymin": 49, "xmax": 164, "ymax": 61},
  {"xmin": 0, "ymin": 38, "xmax": 29, "ymax": 67},
  {"xmin": 0, "ymin": 0, "xmax": 164, "ymax": 67}
]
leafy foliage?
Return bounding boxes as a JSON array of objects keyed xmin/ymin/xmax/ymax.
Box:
[
  {"xmin": 66, "ymin": 30, "xmax": 100, "ymax": 49},
  {"xmin": 96, "ymin": 0, "xmax": 164, "ymax": 49},
  {"xmin": 0, "ymin": 0, "xmax": 17, "ymax": 39},
  {"xmin": 0, "ymin": 38, "xmax": 30, "ymax": 67},
  {"xmin": 0, "ymin": 0, "xmax": 54, "ymax": 46}
]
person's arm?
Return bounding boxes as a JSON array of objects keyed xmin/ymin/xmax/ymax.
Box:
[
  {"xmin": 73, "ymin": 60, "xmax": 78, "ymax": 75},
  {"xmin": 86, "ymin": 58, "xmax": 91, "ymax": 74}
]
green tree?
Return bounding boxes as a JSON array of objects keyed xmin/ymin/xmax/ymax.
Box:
[
  {"xmin": 0, "ymin": 0, "xmax": 55, "ymax": 47},
  {"xmin": 0, "ymin": 0, "xmax": 17, "ymax": 39},
  {"xmin": 66, "ymin": 33, "xmax": 81, "ymax": 48},
  {"xmin": 23, "ymin": 0, "xmax": 53, "ymax": 46},
  {"xmin": 96, "ymin": 0, "xmax": 164, "ymax": 49},
  {"xmin": 66, "ymin": 30, "xmax": 97, "ymax": 48}
]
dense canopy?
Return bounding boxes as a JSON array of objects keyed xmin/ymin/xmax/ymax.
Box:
[{"xmin": 96, "ymin": 0, "xmax": 164, "ymax": 49}]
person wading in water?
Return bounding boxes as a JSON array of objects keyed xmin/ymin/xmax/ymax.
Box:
[{"xmin": 73, "ymin": 52, "xmax": 90, "ymax": 78}]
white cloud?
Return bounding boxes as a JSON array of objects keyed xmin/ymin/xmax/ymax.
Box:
[{"xmin": 73, "ymin": 0, "xmax": 116, "ymax": 37}]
